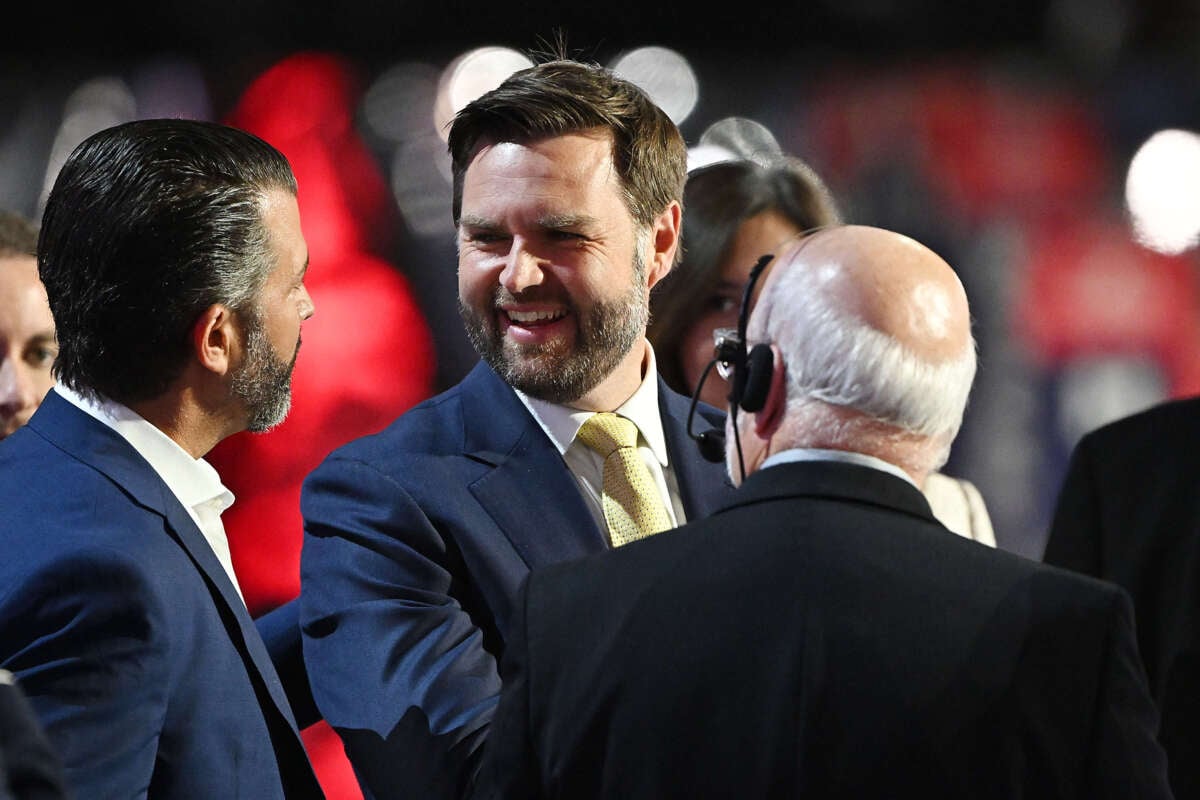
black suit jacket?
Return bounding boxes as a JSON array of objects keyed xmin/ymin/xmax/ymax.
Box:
[
  {"xmin": 480, "ymin": 460, "xmax": 1172, "ymax": 799},
  {"xmin": 1046, "ymin": 396, "xmax": 1200, "ymax": 799}
]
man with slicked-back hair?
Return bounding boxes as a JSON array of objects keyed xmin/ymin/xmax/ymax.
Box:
[{"xmin": 0, "ymin": 119, "xmax": 324, "ymax": 799}]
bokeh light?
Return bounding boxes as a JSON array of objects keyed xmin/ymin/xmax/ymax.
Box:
[
  {"xmin": 362, "ymin": 61, "xmax": 441, "ymax": 143},
  {"xmin": 39, "ymin": 77, "xmax": 137, "ymax": 212},
  {"xmin": 609, "ymin": 46, "xmax": 699, "ymax": 125},
  {"xmin": 697, "ymin": 117, "xmax": 783, "ymax": 165},
  {"xmin": 1125, "ymin": 128, "xmax": 1200, "ymax": 255},
  {"xmin": 433, "ymin": 47, "xmax": 534, "ymax": 142}
]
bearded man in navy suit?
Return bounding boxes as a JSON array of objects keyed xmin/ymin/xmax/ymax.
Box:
[{"xmin": 298, "ymin": 58, "xmax": 734, "ymax": 800}]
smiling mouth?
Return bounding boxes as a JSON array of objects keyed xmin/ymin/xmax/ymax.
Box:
[{"xmin": 505, "ymin": 308, "xmax": 567, "ymax": 326}]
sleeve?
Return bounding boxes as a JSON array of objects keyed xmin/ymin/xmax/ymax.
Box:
[
  {"xmin": 299, "ymin": 454, "xmax": 501, "ymax": 800},
  {"xmin": 254, "ymin": 600, "xmax": 320, "ymax": 730},
  {"xmin": 1087, "ymin": 588, "xmax": 1173, "ymax": 799},
  {"xmin": 1043, "ymin": 433, "xmax": 1103, "ymax": 573},
  {"xmin": 469, "ymin": 576, "xmax": 543, "ymax": 800},
  {"xmin": 0, "ymin": 672, "xmax": 68, "ymax": 800},
  {"xmin": 0, "ymin": 549, "xmax": 170, "ymax": 800}
]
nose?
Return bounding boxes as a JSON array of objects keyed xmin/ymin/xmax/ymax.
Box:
[
  {"xmin": 0, "ymin": 357, "xmax": 39, "ymax": 433},
  {"xmin": 499, "ymin": 241, "xmax": 545, "ymax": 294},
  {"xmin": 298, "ymin": 284, "xmax": 315, "ymax": 321}
]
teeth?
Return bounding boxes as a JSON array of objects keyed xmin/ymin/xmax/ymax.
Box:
[{"xmin": 507, "ymin": 309, "xmax": 564, "ymax": 323}]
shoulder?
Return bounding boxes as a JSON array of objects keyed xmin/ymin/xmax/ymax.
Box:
[
  {"xmin": 1082, "ymin": 395, "xmax": 1200, "ymax": 447},
  {"xmin": 317, "ymin": 378, "xmax": 474, "ymax": 466}
]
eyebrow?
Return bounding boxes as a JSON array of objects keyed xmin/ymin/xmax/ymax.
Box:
[{"xmin": 457, "ymin": 213, "xmax": 599, "ymax": 231}]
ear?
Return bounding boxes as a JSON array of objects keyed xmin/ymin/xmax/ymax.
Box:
[
  {"xmin": 644, "ymin": 200, "xmax": 682, "ymax": 290},
  {"xmin": 752, "ymin": 345, "xmax": 787, "ymax": 440},
  {"xmin": 191, "ymin": 304, "xmax": 237, "ymax": 377}
]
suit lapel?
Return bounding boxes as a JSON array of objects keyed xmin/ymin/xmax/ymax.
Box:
[
  {"xmin": 29, "ymin": 392, "xmax": 304, "ymax": 737},
  {"xmin": 658, "ymin": 378, "xmax": 735, "ymax": 521},
  {"xmin": 460, "ymin": 364, "xmax": 608, "ymax": 567}
]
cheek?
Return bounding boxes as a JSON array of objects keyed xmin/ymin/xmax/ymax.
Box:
[
  {"xmin": 31, "ymin": 366, "xmax": 55, "ymax": 397},
  {"xmin": 457, "ymin": 254, "xmax": 491, "ymax": 301},
  {"xmin": 678, "ymin": 314, "xmax": 724, "ymax": 392}
]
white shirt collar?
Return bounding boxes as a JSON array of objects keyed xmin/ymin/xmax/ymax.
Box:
[
  {"xmin": 761, "ymin": 446, "xmax": 919, "ymax": 488},
  {"xmin": 514, "ymin": 341, "xmax": 670, "ymax": 466},
  {"xmin": 53, "ymin": 383, "xmax": 234, "ymax": 513}
]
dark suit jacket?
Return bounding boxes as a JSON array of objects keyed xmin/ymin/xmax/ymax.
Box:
[
  {"xmin": 1045, "ymin": 396, "xmax": 1200, "ymax": 799},
  {"xmin": 299, "ymin": 361, "xmax": 734, "ymax": 799},
  {"xmin": 0, "ymin": 674, "xmax": 67, "ymax": 800},
  {"xmin": 0, "ymin": 392, "xmax": 323, "ymax": 800},
  {"xmin": 479, "ymin": 460, "xmax": 1172, "ymax": 800}
]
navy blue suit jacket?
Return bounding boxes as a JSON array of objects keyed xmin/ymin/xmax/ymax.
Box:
[
  {"xmin": 0, "ymin": 392, "xmax": 323, "ymax": 800},
  {"xmin": 299, "ymin": 361, "xmax": 734, "ymax": 799}
]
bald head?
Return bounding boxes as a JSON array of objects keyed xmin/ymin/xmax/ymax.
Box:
[
  {"xmin": 742, "ymin": 224, "xmax": 976, "ymax": 481},
  {"xmin": 761, "ymin": 225, "xmax": 971, "ymax": 362}
]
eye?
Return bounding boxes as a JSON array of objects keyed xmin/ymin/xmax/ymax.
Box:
[
  {"xmin": 464, "ymin": 230, "xmax": 509, "ymax": 246},
  {"xmin": 706, "ymin": 294, "xmax": 739, "ymax": 314},
  {"xmin": 26, "ymin": 343, "xmax": 58, "ymax": 369}
]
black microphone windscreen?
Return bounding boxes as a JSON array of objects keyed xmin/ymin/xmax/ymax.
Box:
[{"xmin": 696, "ymin": 430, "xmax": 725, "ymax": 463}]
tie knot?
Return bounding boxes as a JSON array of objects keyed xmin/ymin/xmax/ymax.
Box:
[{"xmin": 577, "ymin": 412, "xmax": 639, "ymax": 457}]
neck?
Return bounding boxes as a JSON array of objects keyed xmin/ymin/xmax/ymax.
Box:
[
  {"xmin": 127, "ymin": 389, "xmax": 241, "ymax": 459},
  {"xmin": 567, "ymin": 339, "xmax": 649, "ymax": 413}
]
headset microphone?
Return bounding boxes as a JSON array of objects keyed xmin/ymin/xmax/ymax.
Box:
[
  {"xmin": 686, "ymin": 253, "xmax": 776, "ymax": 474},
  {"xmin": 686, "ymin": 358, "xmax": 727, "ymax": 463}
]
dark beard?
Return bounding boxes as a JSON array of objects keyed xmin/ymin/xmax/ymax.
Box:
[
  {"xmin": 232, "ymin": 313, "xmax": 298, "ymax": 433},
  {"xmin": 459, "ymin": 276, "xmax": 648, "ymax": 405}
]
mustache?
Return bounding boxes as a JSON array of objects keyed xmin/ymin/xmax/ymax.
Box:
[{"xmin": 493, "ymin": 287, "xmax": 564, "ymax": 306}]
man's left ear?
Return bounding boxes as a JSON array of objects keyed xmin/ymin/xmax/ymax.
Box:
[
  {"xmin": 753, "ymin": 345, "xmax": 787, "ymax": 439},
  {"xmin": 645, "ymin": 200, "xmax": 682, "ymax": 290},
  {"xmin": 191, "ymin": 304, "xmax": 237, "ymax": 377}
]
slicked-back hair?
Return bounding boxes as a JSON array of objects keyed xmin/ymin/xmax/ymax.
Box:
[
  {"xmin": 648, "ymin": 157, "xmax": 842, "ymax": 395},
  {"xmin": 0, "ymin": 209, "xmax": 38, "ymax": 259},
  {"xmin": 38, "ymin": 118, "xmax": 297, "ymax": 405},
  {"xmin": 447, "ymin": 58, "xmax": 687, "ymax": 233}
]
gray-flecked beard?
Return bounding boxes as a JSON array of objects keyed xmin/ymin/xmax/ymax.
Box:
[
  {"xmin": 232, "ymin": 312, "xmax": 298, "ymax": 433},
  {"xmin": 460, "ymin": 269, "xmax": 648, "ymax": 405}
]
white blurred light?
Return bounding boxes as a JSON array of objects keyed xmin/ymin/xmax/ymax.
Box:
[
  {"xmin": 686, "ymin": 143, "xmax": 739, "ymax": 173},
  {"xmin": 1125, "ymin": 128, "xmax": 1200, "ymax": 255},
  {"xmin": 433, "ymin": 47, "xmax": 534, "ymax": 143},
  {"xmin": 610, "ymin": 46, "xmax": 699, "ymax": 125},
  {"xmin": 363, "ymin": 61, "xmax": 441, "ymax": 142},
  {"xmin": 40, "ymin": 76, "xmax": 137, "ymax": 213},
  {"xmin": 391, "ymin": 133, "xmax": 454, "ymax": 238},
  {"xmin": 698, "ymin": 117, "xmax": 783, "ymax": 165}
]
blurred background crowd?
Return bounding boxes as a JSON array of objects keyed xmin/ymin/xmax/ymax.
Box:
[{"xmin": 2, "ymin": 2, "xmax": 1198, "ymax": 795}]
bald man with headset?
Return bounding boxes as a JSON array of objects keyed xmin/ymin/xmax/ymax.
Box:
[{"xmin": 473, "ymin": 225, "xmax": 1172, "ymax": 800}]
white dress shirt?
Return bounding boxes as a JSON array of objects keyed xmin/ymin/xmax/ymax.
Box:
[
  {"xmin": 54, "ymin": 383, "xmax": 245, "ymax": 603},
  {"xmin": 514, "ymin": 343, "xmax": 686, "ymax": 544}
]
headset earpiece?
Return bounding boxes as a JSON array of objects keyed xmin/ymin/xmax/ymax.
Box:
[{"xmin": 738, "ymin": 344, "xmax": 774, "ymax": 413}]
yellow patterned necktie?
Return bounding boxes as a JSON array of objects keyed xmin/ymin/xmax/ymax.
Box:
[{"xmin": 576, "ymin": 412, "xmax": 673, "ymax": 546}]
